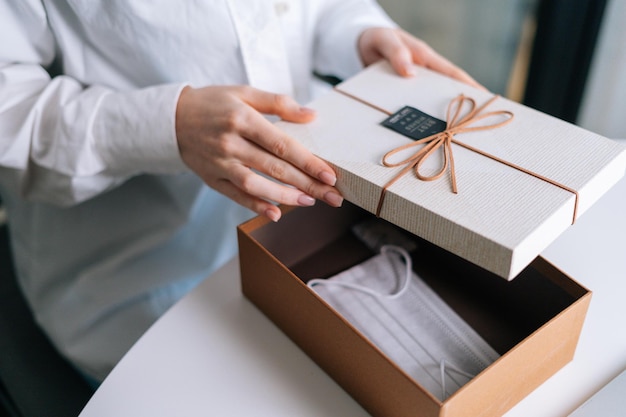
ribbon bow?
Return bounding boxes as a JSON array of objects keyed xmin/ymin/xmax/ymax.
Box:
[{"xmin": 376, "ymin": 94, "xmax": 514, "ymax": 216}]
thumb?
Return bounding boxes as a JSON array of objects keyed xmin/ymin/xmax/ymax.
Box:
[{"xmin": 240, "ymin": 87, "xmax": 316, "ymax": 123}]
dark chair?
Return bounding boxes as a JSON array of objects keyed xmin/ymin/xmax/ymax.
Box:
[{"xmin": 0, "ymin": 214, "xmax": 95, "ymax": 417}]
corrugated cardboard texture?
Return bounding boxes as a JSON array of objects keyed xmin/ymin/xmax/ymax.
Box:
[{"xmin": 238, "ymin": 203, "xmax": 591, "ymax": 417}]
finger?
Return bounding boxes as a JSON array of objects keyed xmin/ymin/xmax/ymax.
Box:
[
  {"xmin": 239, "ymin": 86, "xmax": 317, "ymax": 123},
  {"xmin": 211, "ymin": 177, "xmax": 283, "ymax": 222},
  {"xmin": 236, "ymin": 139, "xmax": 344, "ymax": 208},
  {"xmin": 190, "ymin": 147, "xmax": 302, "ymax": 222},
  {"xmin": 191, "ymin": 106, "xmax": 342, "ymax": 207},
  {"xmin": 199, "ymin": 129, "xmax": 342, "ymax": 208},
  {"xmin": 232, "ymin": 88, "xmax": 339, "ymax": 188},
  {"xmin": 369, "ymin": 29, "xmax": 415, "ymax": 77},
  {"xmin": 228, "ymin": 163, "xmax": 322, "ymax": 207},
  {"xmin": 420, "ymin": 50, "xmax": 483, "ymax": 89},
  {"xmin": 230, "ymin": 106, "xmax": 339, "ymax": 189},
  {"xmin": 398, "ymin": 31, "xmax": 485, "ymax": 90},
  {"xmin": 217, "ymin": 160, "xmax": 342, "ymax": 221}
]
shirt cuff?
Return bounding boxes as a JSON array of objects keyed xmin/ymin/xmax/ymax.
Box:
[{"xmin": 93, "ymin": 83, "xmax": 189, "ymax": 176}]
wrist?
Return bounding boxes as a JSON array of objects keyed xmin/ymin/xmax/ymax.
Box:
[{"xmin": 93, "ymin": 83, "xmax": 189, "ymax": 176}]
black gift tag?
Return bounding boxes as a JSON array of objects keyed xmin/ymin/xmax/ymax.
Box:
[{"xmin": 381, "ymin": 106, "xmax": 447, "ymax": 141}]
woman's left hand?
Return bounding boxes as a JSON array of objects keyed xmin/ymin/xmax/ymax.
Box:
[{"xmin": 358, "ymin": 27, "xmax": 484, "ymax": 89}]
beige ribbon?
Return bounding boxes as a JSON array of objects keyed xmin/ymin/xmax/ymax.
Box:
[{"xmin": 334, "ymin": 88, "xmax": 580, "ymax": 223}]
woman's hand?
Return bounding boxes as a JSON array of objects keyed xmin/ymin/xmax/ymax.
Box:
[
  {"xmin": 358, "ymin": 27, "xmax": 483, "ymax": 89},
  {"xmin": 176, "ymin": 85, "xmax": 343, "ymax": 222}
]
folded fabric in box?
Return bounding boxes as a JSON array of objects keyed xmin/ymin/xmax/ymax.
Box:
[
  {"xmin": 308, "ymin": 245, "xmax": 500, "ymax": 401},
  {"xmin": 276, "ymin": 61, "xmax": 626, "ymax": 279}
]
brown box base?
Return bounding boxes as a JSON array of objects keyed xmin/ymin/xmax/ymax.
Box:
[{"xmin": 237, "ymin": 202, "xmax": 591, "ymax": 417}]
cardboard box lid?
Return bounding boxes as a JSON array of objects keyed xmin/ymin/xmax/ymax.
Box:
[{"xmin": 276, "ymin": 62, "xmax": 626, "ymax": 279}]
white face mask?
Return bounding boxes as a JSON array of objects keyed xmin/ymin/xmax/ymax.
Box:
[{"xmin": 308, "ymin": 245, "xmax": 500, "ymax": 401}]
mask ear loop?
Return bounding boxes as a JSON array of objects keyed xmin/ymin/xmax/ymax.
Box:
[
  {"xmin": 309, "ymin": 244, "xmax": 478, "ymax": 400},
  {"xmin": 440, "ymin": 359, "xmax": 475, "ymax": 400},
  {"xmin": 307, "ymin": 245, "xmax": 412, "ymax": 299}
]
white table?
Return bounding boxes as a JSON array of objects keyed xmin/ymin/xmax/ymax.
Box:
[{"xmin": 79, "ymin": 145, "xmax": 626, "ymax": 417}]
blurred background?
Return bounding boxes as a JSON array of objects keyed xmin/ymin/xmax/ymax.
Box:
[{"xmin": 377, "ymin": 0, "xmax": 626, "ymax": 139}]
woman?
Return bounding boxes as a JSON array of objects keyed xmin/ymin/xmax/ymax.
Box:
[{"xmin": 0, "ymin": 0, "xmax": 478, "ymax": 383}]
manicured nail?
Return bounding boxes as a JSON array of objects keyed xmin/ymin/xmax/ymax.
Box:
[
  {"xmin": 297, "ymin": 194, "xmax": 316, "ymax": 207},
  {"xmin": 324, "ymin": 191, "xmax": 343, "ymax": 207},
  {"xmin": 319, "ymin": 171, "xmax": 337, "ymax": 186},
  {"xmin": 265, "ymin": 209, "xmax": 280, "ymax": 222},
  {"xmin": 403, "ymin": 62, "xmax": 416, "ymax": 77},
  {"xmin": 299, "ymin": 106, "xmax": 316, "ymax": 116}
]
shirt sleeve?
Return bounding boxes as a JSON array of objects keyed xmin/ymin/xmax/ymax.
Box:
[
  {"xmin": 0, "ymin": 1, "xmax": 188, "ymax": 207},
  {"xmin": 312, "ymin": 0, "xmax": 397, "ymax": 80}
]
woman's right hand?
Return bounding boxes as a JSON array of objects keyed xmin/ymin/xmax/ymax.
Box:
[{"xmin": 175, "ymin": 85, "xmax": 343, "ymax": 222}]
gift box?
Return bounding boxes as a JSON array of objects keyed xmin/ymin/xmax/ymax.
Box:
[
  {"xmin": 275, "ymin": 61, "xmax": 626, "ymax": 279},
  {"xmin": 238, "ymin": 202, "xmax": 591, "ymax": 417},
  {"xmin": 237, "ymin": 63, "xmax": 621, "ymax": 416}
]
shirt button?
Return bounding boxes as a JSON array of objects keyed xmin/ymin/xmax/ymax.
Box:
[{"xmin": 275, "ymin": 2, "xmax": 289, "ymax": 16}]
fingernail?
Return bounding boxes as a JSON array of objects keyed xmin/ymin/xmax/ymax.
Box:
[
  {"xmin": 404, "ymin": 62, "xmax": 416, "ymax": 77},
  {"xmin": 319, "ymin": 171, "xmax": 337, "ymax": 186},
  {"xmin": 299, "ymin": 106, "xmax": 316, "ymax": 116},
  {"xmin": 265, "ymin": 209, "xmax": 280, "ymax": 222},
  {"xmin": 297, "ymin": 194, "xmax": 316, "ymax": 207},
  {"xmin": 324, "ymin": 191, "xmax": 343, "ymax": 207}
]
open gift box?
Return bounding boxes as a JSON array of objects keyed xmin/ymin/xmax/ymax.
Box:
[{"xmin": 238, "ymin": 62, "xmax": 625, "ymax": 416}]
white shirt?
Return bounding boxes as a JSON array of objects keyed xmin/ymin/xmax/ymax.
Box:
[{"xmin": 0, "ymin": 0, "xmax": 394, "ymax": 381}]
